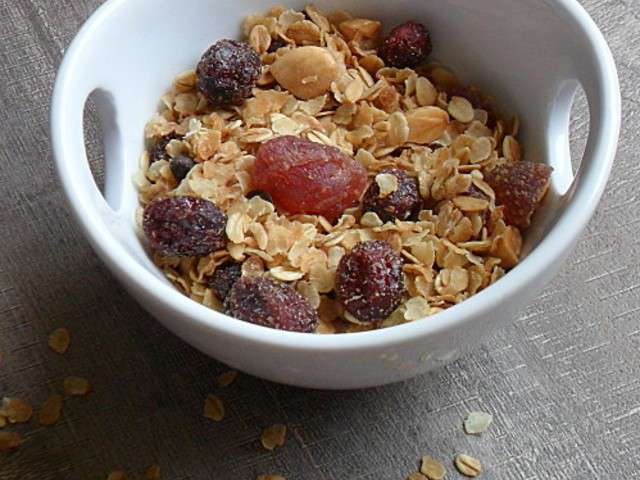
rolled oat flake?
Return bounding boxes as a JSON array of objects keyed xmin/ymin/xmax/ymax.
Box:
[
  {"xmin": 464, "ymin": 411, "xmax": 493, "ymax": 435},
  {"xmin": 455, "ymin": 453, "xmax": 482, "ymax": 477}
]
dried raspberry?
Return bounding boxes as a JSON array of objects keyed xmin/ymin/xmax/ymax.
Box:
[
  {"xmin": 253, "ymin": 136, "xmax": 368, "ymax": 223},
  {"xmin": 336, "ymin": 241, "xmax": 405, "ymax": 323},
  {"xmin": 143, "ymin": 196, "xmax": 227, "ymax": 257},
  {"xmin": 362, "ymin": 168, "xmax": 421, "ymax": 222},
  {"xmin": 196, "ymin": 39, "xmax": 261, "ymax": 106},
  {"xmin": 379, "ymin": 21, "xmax": 432, "ymax": 68},
  {"xmin": 150, "ymin": 133, "xmax": 181, "ymax": 164},
  {"xmin": 209, "ymin": 261, "xmax": 242, "ymax": 301},
  {"xmin": 485, "ymin": 162, "xmax": 553, "ymax": 228},
  {"xmin": 170, "ymin": 155, "xmax": 195, "ymax": 182},
  {"xmin": 225, "ymin": 277, "xmax": 319, "ymax": 332}
]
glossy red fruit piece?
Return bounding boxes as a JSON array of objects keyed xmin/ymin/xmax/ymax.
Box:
[
  {"xmin": 252, "ymin": 136, "xmax": 368, "ymax": 223},
  {"xmin": 224, "ymin": 276, "xmax": 319, "ymax": 332},
  {"xmin": 485, "ymin": 162, "xmax": 553, "ymax": 228}
]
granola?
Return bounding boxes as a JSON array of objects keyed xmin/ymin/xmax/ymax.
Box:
[{"xmin": 136, "ymin": 5, "xmax": 552, "ymax": 333}]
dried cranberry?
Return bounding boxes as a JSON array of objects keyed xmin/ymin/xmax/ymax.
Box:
[
  {"xmin": 379, "ymin": 21, "xmax": 432, "ymax": 68},
  {"xmin": 252, "ymin": 136, "xmax": 368, "ymax": 223},
  {"xmin": 196, "ymin": 39, "xmax": 262, "ymax": 106},
  {"xmin": 143, "ymin": 196, "xmax": 227, "ymax": 257},
  {"xmin": 209, "ymin": 261, "xmax": 242, "ymax": 300},
  {"xmin": 336, "ymin": 241, "xmax": 405, "ymax": 323},
  {"xmin": 485, "ymin": 162, "xmax": 553, "ymax": 228},
  {"xmin": 170, "ymin": 155, "xmax": 195, "ymax": 182},
  {"xmin": 150, "ymin": 133, "xmax": 181, "ymax": 164},
  {"xmin": 225, "ymin": 277, "xmax": 319, "ymax": 332},
  {"xmin": 246, "ymin": 190, "xmax": 273, "ymax": 203},
  {"xmin": 362, "ymin": 168, "xmax": 421, "ymax": 222}
]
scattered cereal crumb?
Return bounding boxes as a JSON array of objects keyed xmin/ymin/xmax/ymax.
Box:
[
  {"xmin": 63, "ymin": 377, "xmax": 91, "ymax": 396},
  {"xmin": 203, "ymin": 395, "xmax": 225, "ymax": 422},
  {"xmin": 257, "ymin": 475, "xmax": 286, "ymax": 480},
  {"xmin": 48, "ymin": 328, "xmax": 70, "ymax": 354},
  {"xmin": 0, "ymin": 431, "xmax": 22, "ymax": 451},
  {"xmin": 464, "ymin": 411, "xmax": 493, "ymax": 435},
  {"xmin": 420, "ymin": 455, "xmax": 446, "ymax": 480},
  {"xmin": 454, "ymin": 453, "xmax": 482, "ymax": 477},
  {"xmin": 145, "ymin": 465, "xmax": 161, "ymax": 479},
  {"xmin": 107, "ymin": 470, "xmax": 128, "ymax": 480},
  {"xmin": 261, "ymin": 424, "xmax": 287, "ymax": 451},
  {"xmin": 407, "ymin": 473, "xmax": 428, "ymax": 480},
  {"xmin": 38, "ymin": 394, "xmax": 64, "ymax": 426},
  {"xmin": 0, "ymin": 397, "xmax": 33, "ymax": 424},
  {"xmin": 216, "ymin": 370, "xmax": 239, "ymax": 388},
  {"xmin": 0, "ymin": 416, "xmax": 6, "ymax": 428}
]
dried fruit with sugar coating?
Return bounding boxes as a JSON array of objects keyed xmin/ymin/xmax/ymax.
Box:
[
  {"xmin": 143, "ymin": 196, "xmax": 227, "ymax": 256},
  {"xmin": 209, "ymin": 261, "xmax": 242, "ymax": 301},
  {"xmin": 379, "ymin": 21, "xmax": 432, "ymax": 68},
  {"xmin": 252, "ymin": 136, "xmax": 368, "ymax": 223},
  {"xmin": 169, "ymin": 155, "xmax": 195, "ymax": 182},
  {"xmin": 336, "ymin": 241, "xmax": 405, "ymax": 323},
  {"xmin": 225, "ymin": 277, "xmax": 319, "ymax": 332},
  {"xmin": 362, "ymin": 168, "xmax": 421, "ymax": 222},
  {"xmin": 485, "ymin": 162, "xmax": 553, "ymax": 228}
]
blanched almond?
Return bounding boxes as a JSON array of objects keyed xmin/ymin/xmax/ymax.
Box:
[{"xmin": 271, "ymin": 47, "xmax": 338, "ymax": 99}]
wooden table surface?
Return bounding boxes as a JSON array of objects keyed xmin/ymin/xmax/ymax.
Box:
[{"xmin": 1, "ymin": 1, "xmax": 639, "ymax": 478}]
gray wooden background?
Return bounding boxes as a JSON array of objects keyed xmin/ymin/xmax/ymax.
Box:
[{"xmin": 1, "ymin": 0, "xmax": 639, "ymax": 479}]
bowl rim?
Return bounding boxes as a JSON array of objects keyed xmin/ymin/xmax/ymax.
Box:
[{"xmin": 51, "ymin": 0, "xmax": 621, "ymax": 354}]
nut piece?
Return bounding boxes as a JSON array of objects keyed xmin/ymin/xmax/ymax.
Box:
[
  {"xmin": 448, "ymin": 96, "xmax": 474, "ymax": 123},
  {"xmin": 38, "ymin": 394, "xmax": 64, "ymax": 426},
  {"xmin": 0, "ymin": 398, "xmax": 33, "ymax": 423},
  {"xmin": 145, "ymin": 465, "xmax": 161, "ymax": 479},
  {"xmin": 271, "ymin": 46, "xmax": 338, "ymax": 99},
  {"xmin": 63, "ymin": 377, "xmax": 91, "ymax": 396},
  {"xmin": 420, "ymin": 455, "xmax": 446, "ymax": 480},
  {"xmin": 464, "ymin": 411, "xmax": 494, "ymax": 435},
  {"xmin": 216, "ymin": 370, "xmax": 239, "ymax": 388},
  {"xmin": 406, "ymin": 107, "xmax": 450, "ymax": 144},
  {"xmin": 261, "ymin": 424, "xmax": 287, "ymax": 451},
  {"xmin": 48, "ymin": 327, "xmax": 70, "ymax": 354},
  {"xmin": 490, "ymin": 226, "xmax": 522, "ymax": 268},
  {"xmin": 203, "ymin": 395, "xmax": 225, "ymax": 422},
  {"xmin": 0, "ymin": 431, "xmax": 22, "ymax": 452},
  {"xmin": 455, "ymin": 454, "xmax": 482, "ymax": 477}
]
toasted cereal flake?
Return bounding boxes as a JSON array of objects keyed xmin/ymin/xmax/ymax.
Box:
[
  {"xmin": 464, "ymin": 411, "xmax": 493, "ymax": 435},
  {"xmin": 360, "ymin": 211, "xmax": 383, "ymax": 228},
  {"xmin": 404, "ymin": 297, "xmax": 430, "ymax": 321},
  {"xmin": 407, "ymin": 473, "xmax": 428, "ymax": 480},
  {"xmin": 38, "ymin": 394, "xmax": 63, "ymax": 426},
  {"xmin": 416, "ymin": 77, "xmax": 437, "ymax": 107},
  {"xmin": 448, "ymin": 96, "xmax": 474, "ymax": 123},
  {"xmin": 0, "ymin": 431, "xmax": 21, "ymax": 452},
  {"xmin": 0, "ymin": 398, "xmax": 33, "ymax": 424},
  {"xmin": 388, "ymin": 111, "xmax": 410, "ymax": 146},
  {"xmin": 287, "ymin": 20, "xmax": 322, "ymax": 45},
  {"xmin": 376, "ymin": 173, "xmax": 399, "ymax": 198},
  {"xmin": 107, "ymin": 471, "xmax": 128, "ymax": 480},
  {"xmin": 261, "ymin": 424, "xmax": 287, "ymax": 451},
  {"xmin": 250, "ymin": 24, "xmax": 272, "ymax": 54},
  {"xmin": 145, "ymin": 465, "xmax": 161, "ymax": 479},
  {"xmin": 257, "ymin": 476, "xmax": 286, "ymax": 480},
  {"xmin": 503, "ymin": 135, "xmax": 522, "ymax": 162},
  {"xmin": 48, "ymin": 327, "xmax": 70, "ymax": 354},
  {"xmin": 454, "ymin": 453, "xmax": 482, "ymax": 477},
  {"xmin": 453, "ymin": 196, "xmax": 489, "ymax": 212},
  {"xmin": 216, "ymin": 370, "xmax": 239, "ymax": 388},
  {"xmin": 0, "ymin": 416, "xmax": 6, "ymax": 428},
  {"xmin": 270, "ymin": 267, "xmax": 305, "ymax": 282},
  {"xmin": 407, "ymin": 107, "xmax": 450, "ymax": 144},
  {"xmin": 63, "ymin": 377, "xmax": 91, "ymax": 396},
  {"xmin": 469, "ymin": 137, "xmax": 492, "ymax": 163},
  {"xmin": 204, "ymin": 395, "xmax": 225, "ymax": 422},
  {"xmin": 420, "ymin": 455, "xmax": 446, "ymax": 480}
]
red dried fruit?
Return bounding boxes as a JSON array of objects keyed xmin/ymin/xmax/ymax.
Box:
[
  {"xmin": 143, "ymin": 196, "xmax": 227, "ymax": 257},
  {"xmin": 379, "ymin": 21, "xmax": 432, "ymax": 69},
  {"xmin": 196, "ymin": 39, "xmax": 262, "ymax": 106},
  {"xmin": 209, "ymin": 261, "xmax": 242, "ymax": 301},
  {"xmin": 169, "ymin": 155, "xmax": 195, "ymax": 182},
  {"xmin": 252, "ymin": 136, "xmax": 368, "ymax": 223},
  {"xmin": 150, "ymin": 133, "xmax": 181, "ymax": 164},
  {"xmin": 362, "ymin": 168, "xmax": 421, "ymax": 222},
  {"xmin": 336, "ymin": 241, "xmax": 405, "ymax": 323},
  {"xmin": 485, "ymin": 162, "xmax": 553, "ymax": 228},
  {"xmin": 224, "ymin": 277, "xmax": 319, "ymax": 333}
]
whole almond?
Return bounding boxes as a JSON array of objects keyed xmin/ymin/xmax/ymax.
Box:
[{"xmin": 271, "ymin": 46, "xmax": 338, "ymax": 99}]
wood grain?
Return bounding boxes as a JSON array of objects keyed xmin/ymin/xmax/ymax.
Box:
[{"xmin": 0, "ymin": 1, "xmax": 638, "ymax": 478}]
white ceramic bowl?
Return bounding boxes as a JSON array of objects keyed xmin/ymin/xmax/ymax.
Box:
[{"xmin": 51, "ymin": 0, "xmax": 620, "ymax": 389}]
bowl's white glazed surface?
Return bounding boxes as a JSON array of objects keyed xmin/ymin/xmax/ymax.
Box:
[{"xmin": 51, "ymin": 0, "xmax": 619, "ymax": 389}]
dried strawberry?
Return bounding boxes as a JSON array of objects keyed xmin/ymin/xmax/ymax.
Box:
[
  {"xmin": 379, "ymin": 21, "xmax": 432, "ymax": 68},
  {"xmin": 225, "ymin": 277, "xmax": 319, "ymax": 332},
  {"xmin": 209, "ymin": 261, "xmax": 242, "ymax": 301},
  {"xmin": 485, "ymin": 162, "xmax": 553, "ymax": 228},
  {"xmin": 143, "ymin": 196, "xmax": 227, "ymax": 257},
  {"xmin": 196, "ymin": 39, "xmax": 261, "ymax": 106},
  {"xmin": 252, "ymin": 136, "xmax": 368, "ymax": 223},
  {"xmin": 336, "ymin": 241, "xmax": 405, "ymax": 323},
  {"xmin": 362, "ymin": 168, "xmax": 421, "ymax": 222}
]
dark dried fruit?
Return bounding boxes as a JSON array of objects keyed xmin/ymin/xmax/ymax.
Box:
[
  {"xmin": 209, "ymin": 261, "xmax": 242, "ymax": 300},
  {"xmin": 143, "ymin": 196, "xmax": 227, "ymax": 257},
  {"xmin": 336, "ymin": 241, "xmax": 405, "ymax": 323},
  {"xmin": 151, "ymin": 133, "xmax": 181, "ymax": 164},
  {"xmin": 379, "ymin": 21, "xmax": 432, "ymax": 68},
  {"xmin": 170, "ymin": 155, "xmax": 196, "ymax": 182},
  {"xmin": 196, "ymin": 39, "xmax": 262, "ymax": 106},
  {"xmin": 252, "ymin": 136, "xmax": 368, "ymax": 223},
  {"xmin": 267, "ymin": 37, "xmax": 288, "ymax": 53},
  {"xmin": 485, "ymin": 162, "xmax": 553, "ymax": 228},
  {"xmin": 246, "ymin": 190, "xmax": 273, "ymax": 203},
  {"xmin": 362, "ymin": 168, "xmax": 421, "ymax": 222},
  {"xmin": 225, "ymin": 277, "xmax": 319, "ymax": 332}
]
